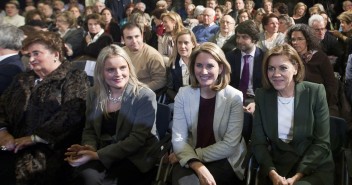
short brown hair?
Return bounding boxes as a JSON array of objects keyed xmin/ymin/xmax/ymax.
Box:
[
  {"xmin": 23, "ymin": 31, "xmax": 65, "ymax": 62},
  {"xmin": 261, "ymin": 43, "xmax": 305, "ymax": 89},
  {"xmin": 85, "ymin": 13, "xmax": 105, "ymax": 28},
  {"xmin": 189, "ymin": 42, "xmax": 231, "ymax": 91}
]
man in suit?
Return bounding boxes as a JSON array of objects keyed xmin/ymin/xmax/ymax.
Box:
[
  {"xmin": 0, "ymin": 23, "xmax": 25, "ymax": 185},
  {"xmin": 225, "ymin": 20, "xmax": 263, "ymax": 104},
  {"xmin": 0, "ymin": 24, "xmax": 25, "ymax": 95}
]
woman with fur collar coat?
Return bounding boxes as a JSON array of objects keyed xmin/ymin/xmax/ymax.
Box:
[{"xmin": 0, "ymin": 31, "xmax": 90, "ymax": 185}]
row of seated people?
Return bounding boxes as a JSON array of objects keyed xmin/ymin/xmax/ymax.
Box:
[
  {"xmin": 0, "ymin": 20, "xmax": 350, "ymax": 185},
  {"xmin": 0, "ymin": 27, "xmax": 339, "ymax": 185}
]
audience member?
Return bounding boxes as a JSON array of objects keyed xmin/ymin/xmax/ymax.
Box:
[
  {"xmin": 226, "ymin": 20, "xmax": 264, "ymax": 105},
  {"xmin": 209, "ymin": 15, "xmax": 236, "ymax": 50},
  {"xmin": 0, "ymin": 31, "xmax": 89, "ymax": 185},
  {"xmin": 166, "ymin": 29, "xmax": 197, "ymax": 102},
  {"xmin": 0, "ymin": 24, "xmax": 25, "ymax": 95},
  {"xmin": 237, "ymin": 9, "xmax": 251, "ymax": 24},
  {"xmin": 278, "ymin": 14, "xmax": 294, "ymax": 35},
  {"xmin": 309, "ymin": 14, "xmax": 344, "ymax": 74},
  {"xmin": 65, "ymin": 44, "xmax": 158, "ymax": 185},
  {"xmin": 257, "ymin": 13, "xmax": 285, "ymax": 52},
  {"xmin": 122, "ymin": 23, "xmax": 166, "ymax": 92},
  {"xmin": 171, "ymin": 42, "xmax": 246, "ymax": 185},
  {"xmin": 158, "ymin": 12, "xmax": 185, "ymax": 64},
  {"xmin": 55, "ymin": 11, "xmax": 85, "ymax": 59},
  {"xmin": 3, "ymin": 0, "xmax": 25, "ymax": 27},
  {"xmin": 252, "ymin": 43, "xmax": 334, "ymax": 185},
  {"xmin": 101, "ymin": 8, "xmax": 121, "ymax": 43},
  {"xmin": 263, "ymin": 0, "xmax": 273, "ymax": 14},
  {"xmin": 292, "ymin": 2, "xmax": 308, "ymax": 24},
  {"xmin": 93, "ymin": 0, "xmax": 105, "ymax": 14},
  {"xmin": 244, "ymin": 0, "xmax": 256, "ymax": 18},
  {"xmin": 82, "ymin": 13, "xmax": 113, "ymax": 59},
  {"xmin": 287, "ymin": 24, "xmax": 339, "ymax": 116},
  {"xmin": 192, "ymin": 8, "xmax": 219, "ymax": 43},
  {"xmin": 119, "ymin": 3, "xmax": 135, "ymax": 27},
  {"xmin": 206, "ymin": 0, "xmax": 218, "ymax": 9}
]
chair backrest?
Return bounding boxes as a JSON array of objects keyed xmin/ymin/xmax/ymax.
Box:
[
  {"xmin": 156, "ymin": 103, "xmax": 172, "ymax": 139},
  {"xmin": 330, "ymin": 116, "xmax": 347, "ymax": 154},
  {"xmin": 242, "ymin": 112, "xmax": 253, "ymax": 144}
]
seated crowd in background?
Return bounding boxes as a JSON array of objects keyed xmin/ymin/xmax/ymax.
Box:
[{"xmin": 0, "ymin": 0, "xmax": 352, "ymax": 184}]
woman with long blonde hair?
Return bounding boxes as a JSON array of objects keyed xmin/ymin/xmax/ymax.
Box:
[{"xmin": 65, "ymin": 44, "xmax": 158, "ymax": 185}]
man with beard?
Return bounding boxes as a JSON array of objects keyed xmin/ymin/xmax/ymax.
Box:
[{"xmin": 225, "ymin": 20, "xmax": 263, "ymax": 104}]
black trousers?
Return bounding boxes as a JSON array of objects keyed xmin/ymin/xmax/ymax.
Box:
[
  {"xmin": 172, "ymin": 158, "xmax": 243, "ymax": 185},
  {"xmin": 74, "ymin": 159, "xmax": 156, "ymax": 185},
  {"xmin": 0, "ymin": 151, "xmax": 16, "ymax": 185}
]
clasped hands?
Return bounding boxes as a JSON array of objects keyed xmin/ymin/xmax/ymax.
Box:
[
  {"xmin": 269, "ymin": 170, "xmax": 303, "ymax": 185},
  {"xmin": 0, "ymin": 130, "xmax": 34, "ymax": 153},
  {"xmin": 64, "ymin": 144, "xmax": 98, "ymax": 167}
]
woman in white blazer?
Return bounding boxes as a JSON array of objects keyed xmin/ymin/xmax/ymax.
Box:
[{"xmin": 171, "ymin": 42, "xmax": 247, "ymax": 185}]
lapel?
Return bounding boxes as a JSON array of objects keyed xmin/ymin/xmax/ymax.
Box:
[
  {"xmin": 264, "ymin": 89, "xmax": 279, "ymax": 141},
  {"xmin": 252, "ymin": 47, "xmax": 262, "ymax": 86},
  {"xmin": 292, "ymin": 82, "xmax": 310, "ymax": 141},
  {"xmin": 189, "ymin": 88, "xmax": 200, "ymax": 147},
  {"xmin": 115, "ymin": 83, "xmax": 134, "ymax": 138},
  {"xmin": 213, "ymin": 89, "xmax": 227, "ymax": 133},
  {"xmin": 234, "ymin": 49, "xmax": 242, "ymax": 85}
]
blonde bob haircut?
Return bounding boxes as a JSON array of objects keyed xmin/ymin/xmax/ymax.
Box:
[
  {"xmin": 94, "ymin": 44, "xmax": 146, "ymax": 115},
  {"xmin": 189, "ymin": 42, "xmax": 231, "ymax": 91},
  {"xmin": 262, "ymin": 43, "xmax": 305, "ymax": 89}
]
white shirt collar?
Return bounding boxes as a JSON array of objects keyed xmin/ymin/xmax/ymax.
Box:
[
  {"xmin": 0, "ymin": 53, "xmax": 18, "ymax": 62},
  {"xmin": 241, "ymin": 47, "xmax": 256, "ymax": 58}
]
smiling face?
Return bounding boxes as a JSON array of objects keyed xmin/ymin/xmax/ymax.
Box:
[
  {"xmin": 27, "ymin": 43, "xmax": 60, "ymax": 74},
  {"xmin": 163, "ymin": 16, "xmax": 176, "ymax": 33},
  {"xmin": 177, "ymin": 34, "xmax": 195, "ymax": 59},
  {"xmin": 194, "ymin": 52, "xmax": 223, "ymax": 89},
  {"xmin": 267, "ymin": 55, "xmax": 297, "ymax": 95},
  {"xmin": 236, "ymin": 33, "xmax": 255, "ymax": 53},
  {"xmin": 104, "ymin": 56, "xmax": 130, "ymax": 90}
]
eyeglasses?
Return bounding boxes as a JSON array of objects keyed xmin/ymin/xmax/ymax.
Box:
[
  {"xmin": 314, "ymin": 28, "xmax": 326, "ymax": 32},
  {"xmin": 289, "ymin": 37, "xmax": 306, "ymax": 43}
]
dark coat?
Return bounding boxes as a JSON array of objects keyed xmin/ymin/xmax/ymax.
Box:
[
  {"xmin": 225, "ymin": 47, "xmax": 264, "ymax": 91},
  {"xmin": 0, "ymin": 61, "xmax": 90, "ymax": 184},
  {"xmin": 82, "ymin": 32, "xmax": 113, "ymax": 59},
  {"xmin": 82, "ymin": 84, "xmax": 158, "ymax": 173},
  {"xmin": 0, "ymin": 54, "xmax": 25, "ymax": 95},
  {"xmin": 252, "ymin": 82, "xmax": 334, "ymax": 184},
  {"xmin": 63, "ymin": 28, "xmax": 85, "ymax": 59}
]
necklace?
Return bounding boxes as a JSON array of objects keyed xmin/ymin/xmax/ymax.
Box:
[
  {"xmin": 278, "ymin": 97, "xmax": 294, "ymax": 104},
  {"xmin": 108, "ymin": 90, "xmax": 123, "ymax": 103}
]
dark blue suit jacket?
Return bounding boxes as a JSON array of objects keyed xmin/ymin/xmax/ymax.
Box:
[
  {"xmin": 0, "ymin": 54, "xmax": 25, "ymax": 95},
  {"xmin": 225, "ymin": 47, "xmax": 264, "ymax": 91}
]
